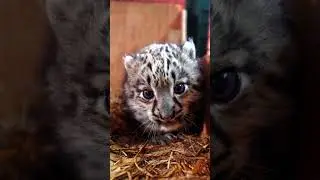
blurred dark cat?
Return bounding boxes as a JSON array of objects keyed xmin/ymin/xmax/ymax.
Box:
[
  {"xmin": 0, "ymin": 0, "xmax": 109, "ymax": 179},
  {"xmin": 210, "ymin": 0, "xmax": 297, "ymax": 179},
  {"xmin": 44, "ymin": 0, "xmax": 109, "ymax": 179}
]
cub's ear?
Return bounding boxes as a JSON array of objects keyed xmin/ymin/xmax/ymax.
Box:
[
  {"xmin": 182, "ymin": 37, "xmax": 196, "ymax": 59},
  {"xmin": 123, "ymin": 54, "xmax": 136, "ymax": 71}
]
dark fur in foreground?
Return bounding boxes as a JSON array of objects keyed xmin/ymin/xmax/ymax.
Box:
[
  {"xmin": 210, "ymin": 0, "xmax": 296, "ymax": 179},
  {"xmin": 0, "ymin": 0, "xmax": 109, "ymax": 179},
  {"xmin": 43, "ymin": 0, "xmax": 109, "ymax": 179}
]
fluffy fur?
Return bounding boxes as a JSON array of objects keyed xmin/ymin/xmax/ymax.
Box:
[
  {"xmin": 210, "ymin": 0, "xmax": 296, "ymax": 179},
  {"xmin": 0, "ymin": 0, "xmax": 109, "ymax": 179},
  {"xmin": 44, "ymin": 0, "xmax": 109, "ymax": 179},
  {"xmin": 122, "ymin": 39, "xmax": 206, "ymax": 144}
]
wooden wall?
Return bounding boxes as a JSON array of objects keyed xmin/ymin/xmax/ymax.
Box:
[{"xmin": 110, "ymin": 1, "xmax": 184, "ymax": 99}]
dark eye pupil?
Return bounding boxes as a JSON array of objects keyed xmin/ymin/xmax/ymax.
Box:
[
  {"xmin": 143, "ymin": 90, "xmax": 154, "ymax": 99},
  {"xmin": 174, "ymin": 84, "xmax": 185, "ymax": 94},
  {"xmin": 212, "ymin": 69, "xmax": 241, "ymax": 103}
]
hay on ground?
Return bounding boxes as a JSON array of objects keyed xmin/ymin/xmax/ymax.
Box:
[{"xmin": 110, "ymin": 134, "xmax": 210, "ymax": 179}]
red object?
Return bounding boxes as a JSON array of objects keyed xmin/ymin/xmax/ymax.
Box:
[{"xmin": 112, "ymin": 0, "xmax": 185, "ymax": 5}]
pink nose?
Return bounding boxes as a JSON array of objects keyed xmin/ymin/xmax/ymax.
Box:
[{"xmin": 160, "ymin": 111, "xmax": 175, "ymax": 122}]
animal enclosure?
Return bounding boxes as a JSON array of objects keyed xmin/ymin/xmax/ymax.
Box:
[{"xmin": 110, "ymin": 0, "xmax": 210, "ymax": 179}]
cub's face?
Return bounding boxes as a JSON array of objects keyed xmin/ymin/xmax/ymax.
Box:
[{"xmin": 123, "ymin": 39, "xmax": 204, "ymax": 133}]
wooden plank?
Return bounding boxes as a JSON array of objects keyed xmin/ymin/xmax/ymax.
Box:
[{"xmin": 110, "ymin": 1, "xmax": 183, "ymax": 98}]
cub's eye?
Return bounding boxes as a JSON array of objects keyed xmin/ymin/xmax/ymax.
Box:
[
  {"xmin": 174, "ymin": 83, "xmax": 187, "ymax": 95},
  {"xmin": 142, "ymin": 90, "xmax": 154, "ymax": 100},
  {"xmin": 212, "ymin": 68, "xmax": 241, "ymax": 103}
]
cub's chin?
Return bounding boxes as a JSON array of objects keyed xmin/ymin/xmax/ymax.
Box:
[
  {"xmin": 143, "ymin": 118, "xmax": 183, "ymax": 133},
  {"xmin": 159, "ymin": 122, "xmax": 183, "ymax": 133}
]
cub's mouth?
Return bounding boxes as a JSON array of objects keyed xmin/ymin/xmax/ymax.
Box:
[
  {"xmin": 159, "ymin": 122, "xmax": 183, "ymax": 133},
  {"xmin": 153, "ymin": 114, "xmax": 184, "ymax": 132}
]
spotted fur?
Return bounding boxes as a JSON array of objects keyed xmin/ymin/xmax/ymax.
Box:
[
  {"xmin": 211, "ymin": 0, "xmax": 296, "ymax": 179},
  {"xmin": 123, "ymin": 39, "xmax": 205, "ymax": 143},
  {"xmin": 44, "ymin": 0, "xmax": 109, "ymax": 179}
]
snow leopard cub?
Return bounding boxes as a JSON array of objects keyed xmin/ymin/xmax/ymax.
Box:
[{"xmin": 123, "ymin": 39, "xmax": 206, "ymax": 144}]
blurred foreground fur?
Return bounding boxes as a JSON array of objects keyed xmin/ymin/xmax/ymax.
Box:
[
  {"xmin": 44, "ymin": 0, "xmax": 109, "ymax": 179},
  {"xmin": 210, "ymin": 0, "xmax": 298, "ymax": 179},
  {"xmin": 0, "ymin": 0, "xmax": 110, "ymax": 179}
]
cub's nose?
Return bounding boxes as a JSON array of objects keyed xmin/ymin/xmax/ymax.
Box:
[{"xmin": 159, "ymin": 109, "xmax": 175, "ymax": 122}]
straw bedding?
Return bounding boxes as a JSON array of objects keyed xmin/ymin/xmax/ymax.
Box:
[{"xmin": 110, "ymin": 97, "xmax": 210, "ymax": 179}]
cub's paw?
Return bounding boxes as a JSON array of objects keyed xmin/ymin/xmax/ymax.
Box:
[{"xmin": 150, "ymin": 133, "xmax": 184, "ymax": 145}]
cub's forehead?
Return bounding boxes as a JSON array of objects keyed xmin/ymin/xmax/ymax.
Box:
[
  {"xmin": 124, "ymin": 42, "xmax": 200, "ymax": 87},
  {"xmin": 133, "ymin": 43, "xmax": 186, "ymax": 68},
  {"xmin": 139, "ymin": 43, "xmax": 181, "ymax": 54}
]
